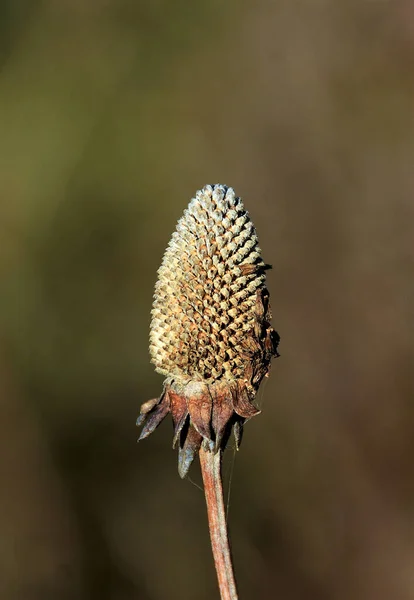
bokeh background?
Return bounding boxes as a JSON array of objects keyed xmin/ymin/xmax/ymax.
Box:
[{"xmin": 1, "ymin": 1, "xmax": 413, "ymax": 599}]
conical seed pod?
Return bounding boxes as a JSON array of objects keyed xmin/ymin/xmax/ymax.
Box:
[{"xmin": 137, "ymin": 184, "xmax": 279, "ymax": 477}]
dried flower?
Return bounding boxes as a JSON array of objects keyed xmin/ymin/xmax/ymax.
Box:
[{"xmin": 137, "ymin": 184, "xmax": 279, "ymax": 477}]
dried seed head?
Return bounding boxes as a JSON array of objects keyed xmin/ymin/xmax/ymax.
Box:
[
  {"xmin": 138, "ymin": 184, "xmax": 279, "ymax": 477},
  {"xmin": 151, "ymin": 184, "xmax": 266, "ymax": 383}
]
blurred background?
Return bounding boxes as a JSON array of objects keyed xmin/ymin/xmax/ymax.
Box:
[{"xmin": 0, "ymin": 1, "xmax": 413, "ymax": 599}]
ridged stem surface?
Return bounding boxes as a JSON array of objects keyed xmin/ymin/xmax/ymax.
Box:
[{"xmin": 199, "ymin": 446, "xmax": 238, "ymax": 600}]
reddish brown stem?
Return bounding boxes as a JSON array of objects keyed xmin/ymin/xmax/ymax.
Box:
[{"xmin": 199, "ymin": 445, "xmax": 239, "ymax": 600}]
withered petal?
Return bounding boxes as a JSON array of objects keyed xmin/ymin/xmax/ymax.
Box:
[
  {"xmin": 233, "ymin": 419, "xmax": 244, "ymax": 450},
  {"xmin": 169, "ymin": 391, "xmax": 189, "ymax": 449},
  {"xmin": 136, "ymin": 397, "xmax": 161, "ymax": 427},
  {"xmin": 187, "ymin": 388, "xmax": 212, "ymax": 440},
  {"xmin": 211, "ymin": 390, "xmax": 234, "ymax": 452},
  {"xmin": 178, "ymin": 426, "xmax": 202, "ymax": 479},
  {"xmin": 138, "ymin": 392, "xmax": 170, "ymax": 441},
  {"xmin": 269, "ymin": 329, "xmax": 281, "ymax": 356},
  {"xmin": 232, "ymin": 384, "xmax": 261, "ymax": 419}
]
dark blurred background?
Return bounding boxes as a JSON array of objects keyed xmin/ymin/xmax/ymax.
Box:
[{"xmin": 1, "ymin": 1, "xmax": 413, "ymax": 599}]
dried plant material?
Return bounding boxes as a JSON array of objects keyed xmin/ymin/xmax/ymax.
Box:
[
  {"xmin": 137, "ymin": 184, "xmax": 280, "ymax": 600},
  {"xmin": 137, "ymin": 183, "xmax": 279, "ymax": 475}
]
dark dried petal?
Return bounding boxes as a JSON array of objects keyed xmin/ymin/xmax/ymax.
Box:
[
  {"xmin": 267, "ymin": 328, "xmax": 280, "ymax": 357},
  {"xmin": 233, "ymin": 419, "xmax": 244, "ymax": 450},
  {"xmin": 170, "ymin": 391, "xmax": 189, "ymax": 449},
  {"xmin": 187, "ymin": 386, "xmax": 212, "ymax": 440},
  {"xmin": 136, "ymin": 397, "xmax": 160, "ymax": 427},
  {"xmin": 251, "ymin": 362, "xmax": 269, "ymax": 387},
  {"xmin": 232, "ymin": 384, "xmax": 260, "ymax": 419},
  {"xmin": 259, "ymin": 288, "xmax": 271, "ymax": 320},
  {"xmin": 138, "ymin": 392, "xmax": 170, "ymax": 441},
  {"xmin": 211, "ymin": 389, "xmax": 234, "ymax": 452},
  {"xmin": 178, "ymin": 426, "xmax": 203, "ymax": 479}
]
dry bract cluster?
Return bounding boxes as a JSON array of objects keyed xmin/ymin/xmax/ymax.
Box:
[{"xmin": 137, "ymin": 184, "xmax": 279, "ymax": 477}]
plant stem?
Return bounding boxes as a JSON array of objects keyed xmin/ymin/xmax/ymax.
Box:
[{"xmin": 199, "ymin": 445, "xmax": 239, "ymax": 600}]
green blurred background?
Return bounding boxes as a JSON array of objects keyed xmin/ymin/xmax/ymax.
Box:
[{"xmin": 1, "ymin": 1, "xmax": 413, "ymax": 599}]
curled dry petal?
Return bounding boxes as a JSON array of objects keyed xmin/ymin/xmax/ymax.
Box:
[
  {"xmin": 178, "ymin": 425, "xmax": 203, "ymax": 479},
  {"xmin": 233, "ymin": 419, "xmax": 244, "ymax": 450},
  {"xmin": 211, "ymin": 388, "xmax": 235, "ymax": 452},
  {"xmin": 136, "ymin": 397, "xmax": 160, "ymax": 427},
  {"xmin": 138, "ymin": 391, "xmax": 170, "ymax": 441},
  {"xmin": 231, "ymin": 383, "xmax": 261, "ymax": 419},
  {"xmin": 169, "ymin": 391, "xmax": 189, "ymax": 449},
  {"xmin": 186, "ymin": 382, "xmax": 213, "ymax": 440}
]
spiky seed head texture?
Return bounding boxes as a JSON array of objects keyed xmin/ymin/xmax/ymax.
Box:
[
  {"xmin": 138, "ymin": 184, "xmax": 279, "ymax": 478},
  {"xmin": 150, "ymin": 184, "xmax": 266, "ymax": 383}
]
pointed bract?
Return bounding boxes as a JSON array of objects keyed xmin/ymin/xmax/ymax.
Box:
[
  {"xmin": 136, "ymin": 397, "xmax": 160, "ymax": 427},
  {"xmin": 178, "ymin": 426, "xmax": 203, "ymax": 479},
  {"xmin": 186, "ymin": 382, "xmax": 213, "ymax": 440},
  {"xmin": 170, "ymin": 391, "xmax": 189, "ymax": 449},
  {"xmin": 211, "ymin": 388, "xmax": 235, "ymax": 451},
  {"xmin": 231, "ymin": 383, "xmax": 261, "ymax": 419},
  {"xmin": 138, "ymin": 393, "xmax": 169, "ymax": 440},
  {"xmin": 233, "ymin": 420, "xmax": 244, "ymax": 451}
]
